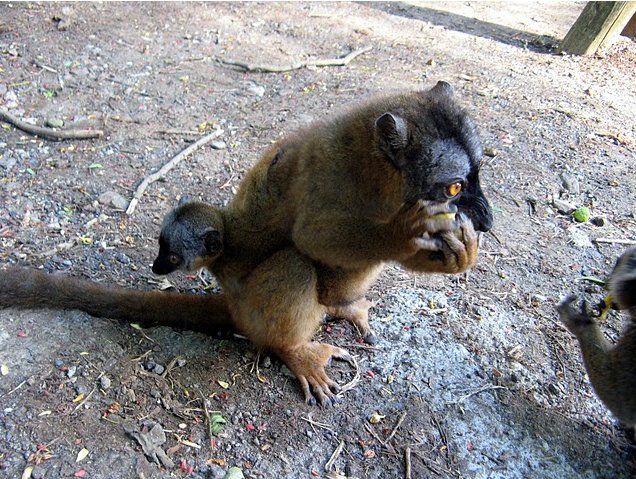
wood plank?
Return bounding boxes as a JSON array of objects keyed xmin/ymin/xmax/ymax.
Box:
[{"xmin": 559, "ymin": 1, "xmax": 636, "ymax": 55}]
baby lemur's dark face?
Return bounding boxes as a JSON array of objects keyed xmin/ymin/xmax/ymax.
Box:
[
  {"xmin": 375, "ymin": 81, "xmax": 492, "ymax": 234},
  {"xmin": 152, "ymin": 202, "xmax": 224, "ymax": 276}
]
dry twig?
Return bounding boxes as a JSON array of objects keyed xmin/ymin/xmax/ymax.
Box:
[
  {"xmin": 448, "ymin": 384, "xmax": 507, "ymax": 406},
  {"xmin": 218, "ymin": 45, "xmax": 372, "ymax": 73},
  {"xmin": 300, "ymin": 414, "xmax": 334, "ymax": 432},
  {"xmin": 405, "ymin": 447, "xmax": 412, "ymax": 479},
  {"xmin": 383, "ymin": 411, "xmax": 407, "ymax": 446},
  {"xmin": 324, "ymin": 440, "xmax": 345, "ymax": 472},
  {"xmin": 126, "ymin": 129, "xmax": 223, "ymax": 216},
  {"xmin": 0, "ymin": 109, "xmax": 103, "ymax": 141},
  {"xmin": 594, "ymin": 237, "xmax": 636, "ymax": 246}
]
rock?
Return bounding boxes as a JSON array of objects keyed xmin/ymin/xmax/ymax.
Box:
[
  {"xmin": 45, "ymin": 118, "xmax": 64, "ymax": 128},
  {"xmin": 591, "ymin": 216, "xmax": 607, "ymax": 227},
  {"xmin": 223, "ymin": 467, "xmax": 245, "ymax": 479},
  {"xmin": 152, "ymin": 364, "xmax": 165, "ymax": 375},
  {"xmin": 261, "ymin": 356, "xmax": 271, "ymax": 368},
  {"xmin": 115, "ymin": 253, "xmax": 130, "ymax": 264},
  {"xmin": 4, "ymin": 90, "xmax": 17, "ymax": 102},
  {"xmin": 54, "ymin": 358, "xmax": 64, "ymax": 368},
  {"xmin": 75, "ymin": 383, "xmax": 88, "ymax": 395},
  {"xmin": 176, "ymin": 358, "xmax": 187, "ymax": 367},
  {"xmin": 484, "ymin": 147, "xmax": 498, "ymax": 157},
  {"xmin": 246, "ymin": 83, "xmax": 265, "ymax": 98},
  {"xmin": 31, "ymin": 465, "xmax": 47, "ymax": 479},
  {"xmin": 567, "ymin": 225, "xmax": 593, "ymax": 248},
  {"xmin": 552, "ymin": 197, "xmax": 576, "ymax": 214},
  {"xmin": 67, "ymin": 365, "xmax": 77, "ymax": 378},
  {"xmin": 205, "ymin": 463, "xmax": 226, "ymax": 479},
  {"xmin": 561, "ymin": 172, "xmax": 580, "ymax": 195},
  {"xmin": 98, "ymin": 190, "xmax": 129, "ymax": 210},
  {"xmin": 99, "ymin": 375, "xmax": 111, "ymax": 389},
  {"xmin": 124, "ymin": 422, "xmax": 174, "ymax": 469},
  {"xmin": 211, "ymin": 140, "xmax": 227, "ymax": 150}
]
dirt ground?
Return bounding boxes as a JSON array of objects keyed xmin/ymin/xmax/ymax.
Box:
[{"xmin": 1, "ymin": 2, "xmax": 635, "ymax": 478}]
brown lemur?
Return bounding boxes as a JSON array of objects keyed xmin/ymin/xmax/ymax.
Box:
[
  {"xmin": 0, "ymin": 81, "xmax": 493, "ymax": 405},
  {"xmin": 557, "ymin": 247, "xmax": 636, "ymax": 427}
]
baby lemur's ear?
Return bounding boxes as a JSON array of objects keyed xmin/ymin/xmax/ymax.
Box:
[
  {"xmin": 430, "ymin": 80, "xmax": 455, "ymax": 96},
  {"xmin": 200, "ymin": 228, "xmax": 223, "ymax": 256}
]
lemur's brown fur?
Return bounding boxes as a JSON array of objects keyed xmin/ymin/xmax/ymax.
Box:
[{"xmin": 0, "ymin": 82, "xmax": 492, "ymax": 405}]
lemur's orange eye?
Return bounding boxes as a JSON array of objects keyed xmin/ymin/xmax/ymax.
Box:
[
  {"xmin": 168, "ymin": 254, "xmax": 180, "ymax": 265},
  {"xmin": 446, "ymin": 182, "xmax": 462, "ymax": 197}
]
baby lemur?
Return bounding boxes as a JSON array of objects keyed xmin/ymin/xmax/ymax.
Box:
[
  {"xmin": 0, "ymin": 81, "xmax": 492, "ymax": 405},
  {"xmin": 557, "ymin": 247, "xmax": 636, "ymax": 427}
]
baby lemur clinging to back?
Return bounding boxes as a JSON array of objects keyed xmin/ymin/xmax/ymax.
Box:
[
  {"xmin": 0, "ymin": 81, "xmax": 492, "ymax": 405},
  {"xmin": 557, "ymin": 247, "xmax": 636, "ymax": 427}
]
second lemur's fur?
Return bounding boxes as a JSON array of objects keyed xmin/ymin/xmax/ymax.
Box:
[{"xmin": 557, "ymin": 247, "xmax": 636, "ymax": 427}]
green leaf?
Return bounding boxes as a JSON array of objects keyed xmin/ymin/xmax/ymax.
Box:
[
  {"xmin": 209, "ymin": 413, "xmax": 226, "ymax": 436},
  {"xmin": 26, "ymin": 168, "xmax": 36, "ymax": 176},
  {"xmin": 43, "ymin": 89, "xmax": 57, "ymax": 98},
  {"xmin": 88, "ymin": 163, "xmax": 103, "ymax": 170}
]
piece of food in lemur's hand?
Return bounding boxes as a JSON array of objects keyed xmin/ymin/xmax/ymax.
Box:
[
  {"xmin": 557, "ymin": 246, "xmax": 636, "ymax": 428},
  {"xmin": 430, "ymin": 212, "xmax": 457, "ymax": 221}
]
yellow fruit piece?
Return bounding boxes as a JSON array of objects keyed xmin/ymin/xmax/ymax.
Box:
[{"xmin": 430, "ymin": 212, "xmax": 456, "ymax": 220}]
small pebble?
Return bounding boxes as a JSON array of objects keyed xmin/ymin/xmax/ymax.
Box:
[
  {"xmin": 67, "ymin": 365, "xmax": 77, "ymax": 378},
  {"xmin": 75, "ymin": 383, "xmax": 88, "ymax": 395},
  {"xmin": 223, "ymin": 466, "xmax": 245, "ymax": 479},
  {"xmin": 484, "ymin": 147, "xmax": 498, "ymax": 157},
  {"xmin": 591, "ymin": 216, "xmax": 606, "ymax": 227},
  {"xmin": 547, "ymin": 383, "xmax": 560, "ymax": 395},
  {"xmin": 211, "ymin": 140, "xmax": 227, "ymax": 150},
  {"xmin": 246, "ymin": 84, "xmax": 265, "ymax": 97},
  {"xmin": 552, "ymin": 198, "xmax": 575, "ymax": 214},
  {"xmin": 261, "ymin": 356, "xmax": 271, "ymax": 368},
  {"xmin": 99, "ymin": 375, "xmax": 111, "ymax": 390},
  {"xmin": 54, "ymin": 358, "xmax": 64, "ymax": 368},
  {"xmin": 98, "ymin": 190, "xmax": 129, "ymax": 210},
  {"xmin": 45, "ymin": 118, "xmax": 64, "ymax": 128},
  {"xmin": 561, "ymin": 172, "xmax": 580, "ymax": 195},
  {"xmin": 153, "ymin": 364, "xmax": 165, "ymax": 375},
  {"xmin": 31, "ymin": 465, "xmax": 47, "ymax": 479},
  {"xmin": 176, "ymin": 358, "xmax": 187, "ymax": 367},
  {"xmin": 145, "ymin": 359, "xmax": 156, "ymax": 371}
]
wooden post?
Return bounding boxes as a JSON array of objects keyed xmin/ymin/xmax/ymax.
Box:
[{"xmin": 559, "ymin": 1, "xmax": 636, "ymax": 55}]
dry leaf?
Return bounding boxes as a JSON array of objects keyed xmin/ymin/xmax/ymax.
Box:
[{"xmin": 217, "ymin": 380, "xmax": 230, "ymax": 389}]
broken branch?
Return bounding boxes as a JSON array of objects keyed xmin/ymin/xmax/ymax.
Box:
[
  {"xmin": 0, "ymin": 109, "xmax": 104, "ymax": 141},
  {"xmin": 218, "ymin": 45, "xmax": 372, "ymax": 73},
  {"xmin": 126, "ymin": 129, "xmax": 224, "ymax": 216},
  {"xmin": 594, "ymin": 237, "xmax": 636, "ymax": 246}
]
